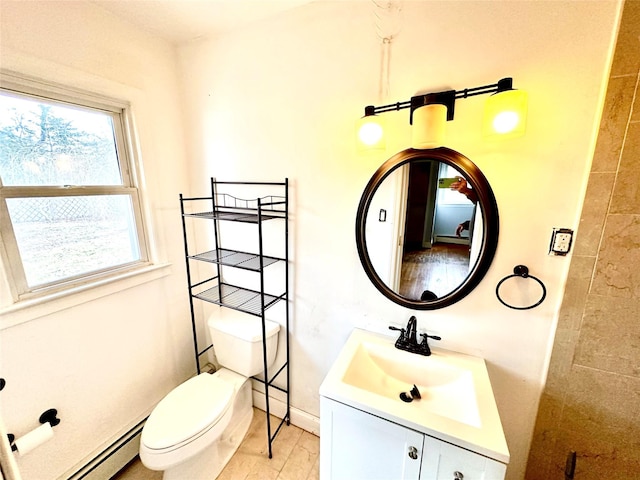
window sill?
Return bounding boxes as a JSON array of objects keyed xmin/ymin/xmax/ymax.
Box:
[{"xmin": 0, "ymin": 263, "xmax": 172, "ymax": 330}]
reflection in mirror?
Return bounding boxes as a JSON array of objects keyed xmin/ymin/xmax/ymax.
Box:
[
  {"xmin": 366, "ymin": 161, "xmax": 483, "ymax": 301},
  {"xmin": 366, "ymin": 160, "xmax": 482, "ymax": 300},
  {"xmin": 356, "ymin": 148, "xmax": 499, "ymax": 310}
]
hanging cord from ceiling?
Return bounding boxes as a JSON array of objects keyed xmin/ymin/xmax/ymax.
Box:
[{"xmin": 371, "ymin": 0, "xmax": 404, "ymax": 102}]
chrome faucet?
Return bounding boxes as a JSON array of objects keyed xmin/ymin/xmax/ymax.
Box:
[{"xmin": 389, "ymin": 316, "xmax": 441, "ymax": 357}]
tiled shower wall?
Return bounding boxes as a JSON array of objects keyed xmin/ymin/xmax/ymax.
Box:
[{"xmin": 525, "ymin": 2, "xmax": 640, "ymax": 479}]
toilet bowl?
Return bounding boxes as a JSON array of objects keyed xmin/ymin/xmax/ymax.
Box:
[{"xmin": 139, "ymin": 315, "xmax": 280, "ymax": 479}]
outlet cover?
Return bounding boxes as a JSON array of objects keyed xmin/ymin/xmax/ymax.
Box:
[{"xmin": 549, "ymin": 228, "xmax": 574, "ymax": 256}]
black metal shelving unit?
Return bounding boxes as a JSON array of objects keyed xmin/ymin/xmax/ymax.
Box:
[{"xmin": 179, "ymin": 178, "xmax": 290, "ymax": 459}]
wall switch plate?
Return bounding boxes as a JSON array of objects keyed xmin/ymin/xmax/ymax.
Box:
[{"xmin": 549, "ymin": 228, "xmax": 574, "ymax": 256}]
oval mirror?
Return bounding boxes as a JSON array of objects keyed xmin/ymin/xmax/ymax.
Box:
[{"xmin": 355, "ymin": 147, "xmax": 499, "ymax": 309}]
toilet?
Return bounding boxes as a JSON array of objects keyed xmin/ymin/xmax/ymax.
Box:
[{"xmin": 139, "ymin": 315, "xmax": 280, "ymax": 480}]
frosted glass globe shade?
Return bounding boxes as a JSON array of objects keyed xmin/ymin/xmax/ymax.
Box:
[{"xmin": 359, "ymin": 121, "xmax": 384, "ymax": 146}]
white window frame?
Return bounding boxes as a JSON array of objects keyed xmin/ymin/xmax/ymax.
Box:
[{"xmin": 0, "ymin": 73, "xmax": 151, "ymax": 303}]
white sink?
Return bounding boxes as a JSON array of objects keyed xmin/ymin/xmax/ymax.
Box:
[
  {"xmin": 319, "ymin": 329, "xmax": 509, "ymax": 463},
  {"xmin": 342, "ymin": 340, "xmax": 481, "ymax": 427}
]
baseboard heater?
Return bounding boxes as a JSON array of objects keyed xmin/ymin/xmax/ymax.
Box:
[{"xmin": 66, "ymin": 419, "xmax": 146, "ymax": 480}]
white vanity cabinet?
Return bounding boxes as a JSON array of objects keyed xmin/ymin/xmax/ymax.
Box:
[
  {"xmin": 318, "ymin": 329, "xmax": 510, "ymax": 480},
  {"xmin": 320, "ymin": 397, "xmax": 506, "ymax": 480},
  {"xmin": 421, "ymin": 436, "xmax": 506, "ymax": 480},
  {"xmin": 320, "ymin": 397, "xmax": 423, "ymax": 479}
]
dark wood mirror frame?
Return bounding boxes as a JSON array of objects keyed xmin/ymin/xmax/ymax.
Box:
[{"xmin": 355, "ymin": 147, "xmax": 499, "ymax": 310}]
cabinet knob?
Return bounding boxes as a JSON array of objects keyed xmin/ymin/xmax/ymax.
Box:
[
  {"xmin": 454, "ymin": 472, "xmax": 464, "ymax": 480},
  {"xmin": 408, "ymin": 446, "xmax": 418, "ymax": 460}
]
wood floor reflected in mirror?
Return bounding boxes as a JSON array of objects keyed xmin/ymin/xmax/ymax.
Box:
[{"xmin": 399, "ymin": 242, "xmax": 470, "ymax": 300}]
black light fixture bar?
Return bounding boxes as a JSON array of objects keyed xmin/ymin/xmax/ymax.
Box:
[
  {"xmin": 455, "ymin": 77, "xmax": 513, "ymax": 99},
  {"xmin": 364, "ymin": 101, "xmax": 411, "ymax": 116},
  {"xmin": 363, "ymin": 77, "xmax": 514, "ymax": 123}
]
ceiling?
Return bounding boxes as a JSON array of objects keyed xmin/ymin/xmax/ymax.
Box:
[{"xmin": 91, "ymin": 0, "xmax": 315, "ymax": 44}]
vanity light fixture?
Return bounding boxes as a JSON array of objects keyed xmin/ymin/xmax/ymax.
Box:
[
  {"xmin": 357, "ymin": 106, "xmax": 386, "ymax": 150},
  {"xmin": 358, "ymin": 77, "xmax": 527, "ymax": 149},
  {"xmin": 482, "ymin": 78, "xmax": 528, "ymax": 139}
]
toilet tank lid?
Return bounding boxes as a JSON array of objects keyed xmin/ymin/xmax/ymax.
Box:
[{"xmin": 208, "ymin": 316, "xmax": 280, "ymax": 342}]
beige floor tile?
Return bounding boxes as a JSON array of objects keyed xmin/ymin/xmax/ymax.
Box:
[
  {"xmin": 297, "ymin": 431, "xmax": 320, "ymax": 455},
  {"xmin": 246, "ymin": 464, "xmax": 281, "ymax": 480},
  {"xmin": 217, "ymin": 450, "xmax": 259, "ymax": 480},
  {"xmin": 277, "ymin": 443, "xmax": 319, "ymax": 480},
  {"xmin": 114, "ymin": 408, "xmax": 319, "ymax": 480},
  {"xmin": 112, "ymin": 459, "xmax": 163, "ymax": 480},
  {"xmin": 307, "ymin": 455, "xmax": 320, "ymax": 480},
  {"xmin": 251, "ymin": 417, "xmax": 303, "ymax": 471}
]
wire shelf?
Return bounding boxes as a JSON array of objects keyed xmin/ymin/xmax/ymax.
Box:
[
  {"xmin": 190, "ymin": 248, "xmax": 281, "ymax": 271},
  {"xmin": 184, "ymin": 209, "xmax": 283, "ymax": 223},
  {"xmin": 182, "ymin": 193, "xmax": 286, "ymax": 223},
  {"xmin": 193, "ymin": 282, "xmax": 282, "ymax": 316}
]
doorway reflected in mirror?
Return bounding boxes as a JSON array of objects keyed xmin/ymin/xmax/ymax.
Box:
[
  {"xmin": 355, "ymin": 147, "xmax": 499, "ymax": 310},
  {"xmin": 397, "ymin": 161, "xmax": 478, "ymax": 300}
]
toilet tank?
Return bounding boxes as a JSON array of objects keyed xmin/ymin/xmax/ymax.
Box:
[{"xmin": 208, "ymin": 315, "xmax": 280, "ymax": 377}]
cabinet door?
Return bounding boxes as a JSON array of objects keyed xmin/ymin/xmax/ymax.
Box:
[
  {"xmin": 420, "ymin": 436, "xmax": 506, "ymax": 480},
  {"xmin": 320, "ymin": 397, "xmax": 424, "ymax": 480}
]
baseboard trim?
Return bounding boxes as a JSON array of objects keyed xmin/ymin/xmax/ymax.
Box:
[
  {"xmin": 251, "ymin": 389, "xmax": 320, "ymax": 436},
  {"xmin": 66, "ymin": 419, "xmax": 145, "ymax": 480}
]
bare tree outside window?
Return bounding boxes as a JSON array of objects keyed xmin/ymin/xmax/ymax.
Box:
[{"xmin": 0, "ymin": 82, "xmax": 147, "ymax": 296}]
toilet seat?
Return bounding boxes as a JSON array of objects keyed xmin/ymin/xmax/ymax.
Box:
[{"xmin": 142, "ymin": 373, "xmax": 234, "ymax": 452}]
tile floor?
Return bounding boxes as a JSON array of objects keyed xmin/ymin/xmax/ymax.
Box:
[{"xmin": 113, "ymin": 408, "xmax": 319, "ymax": 480}]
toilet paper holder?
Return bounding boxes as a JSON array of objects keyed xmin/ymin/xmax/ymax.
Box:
[{"xmin": 7, "ymin": 409, "xmax": 61, "ymax": 452}]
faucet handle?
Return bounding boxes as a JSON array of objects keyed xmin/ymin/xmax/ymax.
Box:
[
  {"xmin": 421, "ymin": 333, "xmax": 441, "ymax": 342},
  {"xmin": 389, "ymin": 325, "xmax": 405, "ymax": 336},
  {"xmin": 418, "ymin": 333, "xmax": 441, "ymax": 356}
]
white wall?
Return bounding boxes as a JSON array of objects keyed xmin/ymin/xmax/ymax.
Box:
[
  {"xmin": 177, "ymin": 2, "xmax": 621, "ymax": 479},
  {"xmin": 0, "ymin": 1, "xmax": 622, "ymax": 479},
  {"xmin": 0, "ymin": 2, "xmax": 194, "ymax": 479}
]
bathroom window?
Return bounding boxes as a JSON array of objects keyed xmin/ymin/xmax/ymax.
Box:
[
  {"xmin": 437, "ymin": 163, "xmax": 473, "ymax": 205},
  {"xmin": 0, "ymin": 79, "xmax": 149, "ymax": 300}
]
